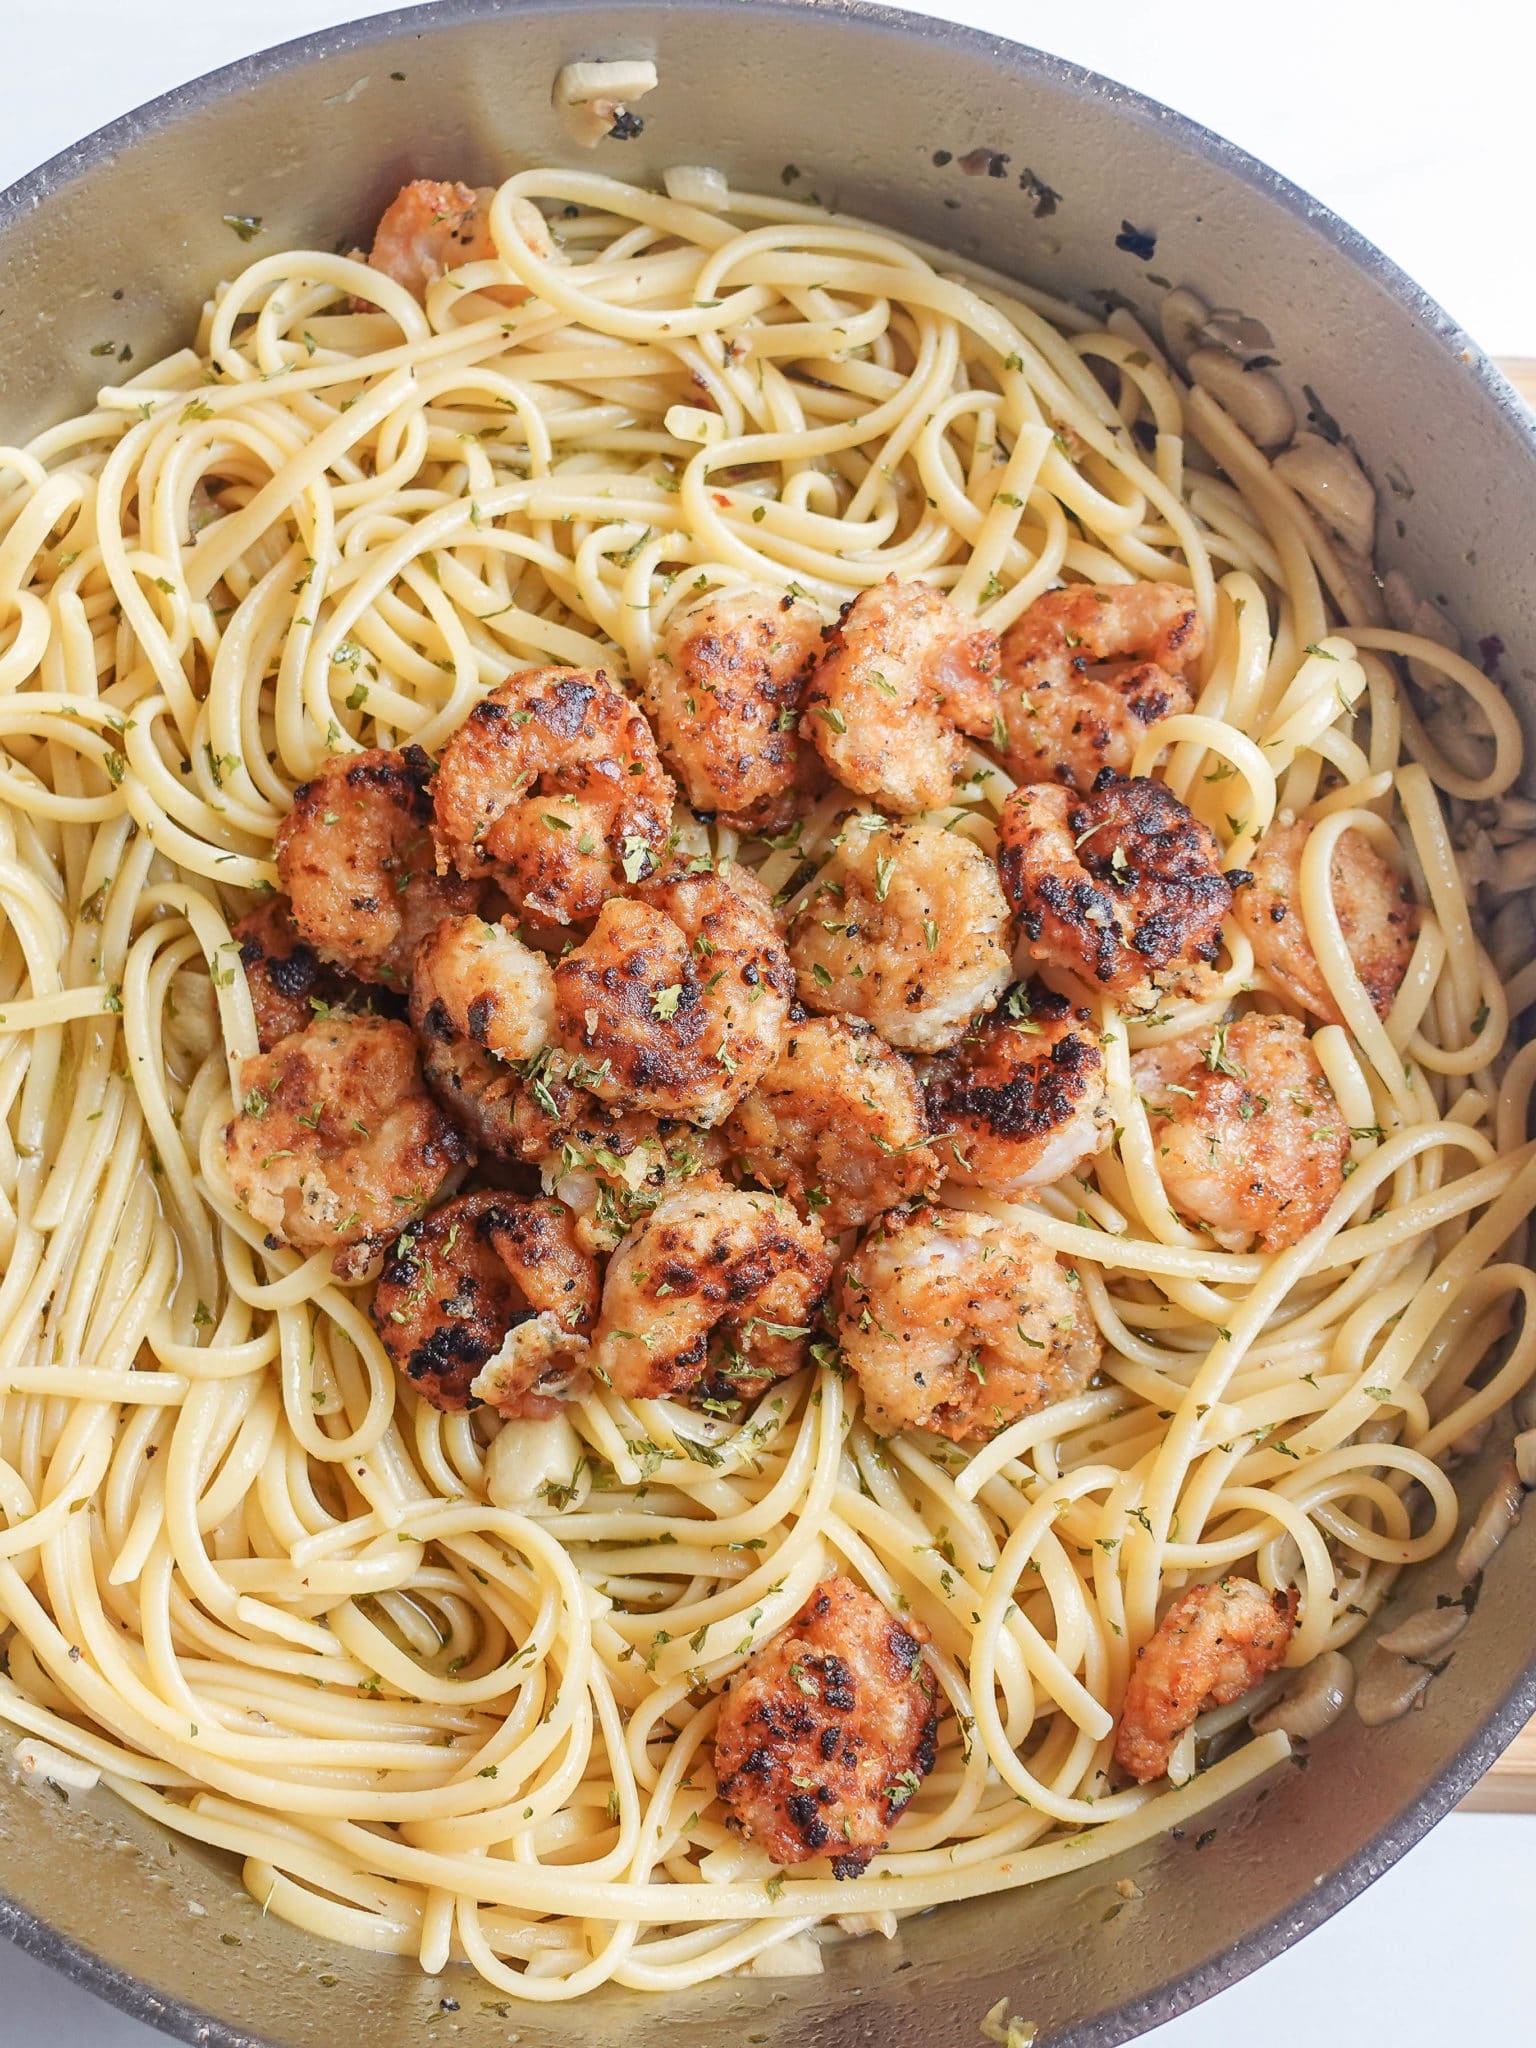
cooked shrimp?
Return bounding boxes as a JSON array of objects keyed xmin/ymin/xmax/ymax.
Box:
[
  {"xmin": 413, "ymin": 1025, "xmax": 531, "ymax": 1162},
  {"xmin": 998, "ymin": 771, "xmax": 1235, "ymax": 1010},
  {"xmin": 540, "ymin": 1101, "xmax": 727, "ymax": 1255},
  {"xmin": 275, "ymin": 745, "xmax": 481, "ymax": 988},
  {"xmin": 924, "ymin": 980, "xmax": 1112, "ymax": 1196},
  {"xmin": 789, "ymin": 817, "xmax": 1014, "ymax": 1053},
  {"xmin": 411, "ymin": 987, "xmax": 727, "ymax": 1233},
  {"xmin": 1234, "ymin": 816, "xmax": 1418, "ymax": 1024},
  {"xmin": 588, "ymin": 1180, "xmax": 832, "ymax": 1404},
  {"xmin": 803, "ymin": 578, "xmax": 1001, "ymax": 813},
  {"xmin": 646, "ymin": 587, "xmax": 826, "ymax": 833},
  {"xmin": 233, "ymin": 897, "xmax": 352, "ymax": 1051},
  {"xmin": 223, "ymin": 1015, "xmax": 466, "ymax": 1276},
  {"xmin": 714, "ymin": 1576, "xmax": 939, "ymax": 1876},
  {"xmin": 838, "ymin": 1205, "xmax": 1100, "ymax": 1441},
  {"xmin": 725, "ymin": 1016, "xmax": 940, "ymax": 1231},
  {"xmin": 370, "ymin": 1192, "xmax": 595, "ymax": 1414},
  {"xmin": 432, "ymin": 666, "xmax": 675, "ymax": 924},
  {"xmin": 1115, "ymin": 1577, "xmax": 1298, "ymax": 1784},
  {"xmin": 365, "ymin": 178, "xmax": 553, "ymax": 305},
  {"xmin": 995, "ymin": 581, "xmax": 1202, "ymax": 790},
  {"xmin": 552, "ymin": 864, "xmax": 793, "ymax": 1127},
  {"xmin": 1132, "ymin": 1012, "xmax": 1349, "ymax": 1251},
  {"xmin": 410, "ymin": 913, "xmax": 556, "ymax": 1064}
]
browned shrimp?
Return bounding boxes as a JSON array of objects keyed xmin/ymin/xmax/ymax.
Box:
[
  {"xmin": 409, "ymin": 913, "xmax": 556, "ymax": 1065},
  {"xmin": 838, "ymin": 1205, "xmax": 1101, "ymax": 1441},
  {"xmin": 233, "ymin": 897, "xmax": 352, "ymax": 1051},
  {"xmin": 803, "ymin": 578, "xmax": 1002, "ymax": 813},
  {"xmin": 1234, "ymin": 816, "xmax": 1419, "ymax": 1024},
  {"xmin": 714, "ymin": 1576, "xmax": 939, "ymax": 1877},
  {"xmin": 588, "ymin": 1180, "xmax": 832, "ymax": 1404},
  {"xmin": 995, "ymin": 581, "xmax": 1202, "ymax": 789},
  {"xmin": 789, "ymin": 817, "xmax": 1015, "ymax": 1052},
  {"xmin": 997, "ymin": 771, "xmax": 1236, "ymax": 1010},
  {"xmin": 552, "ymin": 864, "xmax": 793, "ymax": 1127},
  {"xmin": 725, "ymin": 1016, "xmax": 941, "ymax": 1231},
  {"xmin": 540, "ymin": 1099, "xmax": 727, "ymax": 1255},
  {"xmin": 1115, "ymin": 1577, "xmax": 1298, "ymax": 1784},
  {"xmin": 370, "ymin": 1192, "xmax": 597, "ymax": 1415},
  {"xmin": 646, "ymin": 587, "xmax": 826, "ymax": 832},
  {"xmin": 432, "ymin": 667, "xmax": 675, "ymax": 924},
  {"xmin": 365, "ymin": 179, "xmax": 553, "ymax": 305},
  {"xmin": 924, "ymin": 980, "xmax": 1112, "ymax": 1196},
  {"xmin": 412, "ymin": 1025, "xmax": 530, "ymax": 1162},
  {"xmin": 1132, "ymin": 1012, "xmax": 1349, "ymax": 1250},
  {"xmin": 275, "ymin": 745, "xmax": 481, "ymax": 988},
  {"xmin": 223, "ymin": 1015, "xmax": 466, "ymax": 1276}
]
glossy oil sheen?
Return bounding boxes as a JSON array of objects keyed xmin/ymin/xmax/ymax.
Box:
[{"xmin": 0, "ymin": 5, "xmax": 1533, "ymax": 2044}]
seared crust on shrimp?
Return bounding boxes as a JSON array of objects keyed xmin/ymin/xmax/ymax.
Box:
[
  {"xmin": 646, "ymin": 588, "xmax": 825, "ymax": 832},
  {"xmin": 1234, "ymin": 816, "xmax": 1418, "ymax": 1024},
  {"xmin": 803, "ymin": 578, "xmax": 1001, "ymax": 814},
  {"xmin": 715, "ymin": 1577, "xmax": 938, "ymax": 1876},
  {"xmin": 790, "ymin": 817, "xmax": 1014, "ymax": 1052},
  {"xmin": 996, "ymin": 581, "xmax": 1202, "ymax": 790},
  {"xmin": 370, "ymin": 1192, "xmax": 596, "ymax": 1415},
  {"xmin": 589, "ymin": 1180, "xmax": 832, "ymax": 1404},
  {"xmin": 234, "ymin": 897, "xmax": 353, "ymax": 1051},
  {"xmin": 275, "ymin": 745, "xmax": 481, "ymax": 987},
  {"xmin": 998, "ymin": 771, "xmax": 1235, "ymax": 1009},
  {"xmin": 365, "ymin": 179, "xmax": 553, "ymax": 305},
  {"xmin": 410, "ymin": 914, "xmax": 555, "ymax": 1065},
  {"xmin": 1116, "ymin": 1577, "xmax": 1298, "ymax": 1784},
  {"xmin": 725, "ymin": 1016, "xmax": 941, "ymax": 1231},
  {"xmin": 924, "ymin": 980, "xmax": 1112, "ymax": 1196},
  {"xmin": 539, "ymin": 1100, "xmax": 726, "ymax": 1255},
  {"xmin": 553, "ymin": 864, "xmax": 793, "ymax": 1127},
  {"xmin": 432, "ymin": 667, "xmax": 674, "ymax": 924},
  {"xmin": 413, "ymin": 1026, "xmax": 530, "ymax": 1161},
  {"xmin": 839, "ymin": 1205, "xmax": 1100, "ymax": 1441},
  {"xmin": 223, "ymin": 1015, "xmax": 466, "ymax": 1275},
  {"xmin": 1133, "ymin": 1013, "xmax": 1348, "ymax": 1250}
]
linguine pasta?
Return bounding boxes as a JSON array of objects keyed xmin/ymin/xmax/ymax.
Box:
[{"xmin": 0, "ymin": 167, "xmax": 1529, "ymax": 1998}]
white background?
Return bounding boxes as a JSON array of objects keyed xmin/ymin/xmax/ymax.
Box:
[{"xmin": 0, "ymin": 1, "xmax": 1532, "ymax": 2042}]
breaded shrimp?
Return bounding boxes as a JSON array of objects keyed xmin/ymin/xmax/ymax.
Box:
[
  {"xmin": 552, "ymin": 864, "xmax": 793, "ymax": 1127},
  {"xmin": 924, "ymin": 980, "xmax": 1112, "ymax": 1196},
  {"xmin": 540, "ymin": 1100, "xmax": 727, "ymax": 1255},
  {"xmin": 803, "ymin": 578, "xmax": 1001, "ymax": 814},
  {"xmin": 411, "ymin": 985, "xmax": 727, "ymax": 1236},
  {"xmin": 1115, "ymin": 1577, "xmax": 1298, "ymax": 1784},
  {"xmin": 365, "ymin": 178, "xmax": 553, "ymax": 305},
  {"xmin": 409, "ymin": 913, "xmax": 556, "ymax": 1064},
  {"xmin": 223, "ymin": 1015, "xmax": 466, "ymax": 1276},
  {"xmin": 275, "ymin": 745, "xmax": 481, "ymax": 988},
  {"xmin": 233, "ymin": 897, "xmax": 352, "ymax": 1051},
  {"xmin": 412, "ymin": 1025, "xmax": 530, "ymax": 1162},
  {"xmin": 646, "ymin": 587, "xmax": 826, "ymax": 833},
  {"xmin": 588, "ymin": 1179, "xmax": 832, "ymax": 1404},
  {"xmin": 1132, "ymin": 1012, "xmax": 1349, "ymax": 1251},
  {"xmin": 725, "ymin": 1016, "xmax": 941, "ymax": 1232},
  {"xmin": 997, "ymin": 770, "xmax": 1235, "ymax": 1010},
  {"xmin": 1234, "ymin": 816, "xmax": 1418, "ymax": 1024},
  {"xmin": 996, "ymin": 581, "xmax": 1202, "ymax": 790},
  {"xmin": 370, "ymin": 1191, "xmax": 596, "ymax": 1415},
  {"xmin": 432, "ymin": 667, "xmax": 675, "ymax": 924},
  {"xmin": 714, "ymin": 1576, "xmax": 939, "ymax": 1877},
  {"xmin": 789, "ymin": 817, "xmax": 1014, "ymax": 1053},
  {"xmin": 838, "ymin": 1205, "xmax": 1100, "ymax": 1441}
]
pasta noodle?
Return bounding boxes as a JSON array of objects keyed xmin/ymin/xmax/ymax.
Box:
[{"xmin": 0, "ymin": 166, "xmax": 1529, "ymax": 1998}]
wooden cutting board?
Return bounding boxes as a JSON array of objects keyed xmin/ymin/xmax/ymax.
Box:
[{"xmin": 1451, "ymin": 356, "xmax": 1535, "ymax": 1809}]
